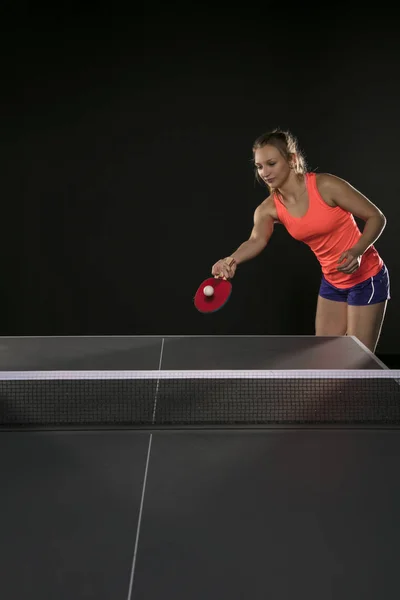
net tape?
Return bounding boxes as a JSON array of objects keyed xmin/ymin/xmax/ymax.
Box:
[{"xmin": 0, "ymin": 369, "xmax": 399, "ymax": 380}]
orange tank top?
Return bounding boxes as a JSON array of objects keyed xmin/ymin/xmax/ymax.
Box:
[{"xmin": 273, "ymin": 172, "xmax": 383, "ymax": 288}]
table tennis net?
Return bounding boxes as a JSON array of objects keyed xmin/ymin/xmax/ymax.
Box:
[{"xmin": 1, "ymin": 369, "xmax": 400, "ymax": 428}]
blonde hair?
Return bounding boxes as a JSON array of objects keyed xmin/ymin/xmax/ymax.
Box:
[{"xmin": 252, "ymin": 128, "xmax": 307, "ymax": 189}]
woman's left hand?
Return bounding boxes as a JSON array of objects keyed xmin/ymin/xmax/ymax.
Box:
[{"xmin": 337, "ymin": 248, "xmax": 361, "ymax": 274}]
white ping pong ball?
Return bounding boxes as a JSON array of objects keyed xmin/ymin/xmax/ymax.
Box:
[{"xmin": 203, "ymin": 285, "xmax": 214, "ymax": 297}]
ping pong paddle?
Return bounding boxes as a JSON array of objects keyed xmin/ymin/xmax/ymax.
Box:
[{"xmin": 194, "ymin": 277, "xmax": 232, "ymax": 313}]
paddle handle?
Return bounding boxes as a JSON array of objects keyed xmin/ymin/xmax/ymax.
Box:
[
  {"xmin": 225, "ymin": 256, "xmax": 236, "ymax": 267},
  {"xmin": 214, "ymin": 256, "xmax": 236, "ymax": 279}
]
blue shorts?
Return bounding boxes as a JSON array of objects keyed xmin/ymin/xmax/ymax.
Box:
[{"xmin": 319, "ymin": 264, "xmax": 390, "ymax": 306}]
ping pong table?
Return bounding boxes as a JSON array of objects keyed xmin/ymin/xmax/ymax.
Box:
[{"xmin": 0, "ymin": 335, "xmax": 399, "ymax": 600}]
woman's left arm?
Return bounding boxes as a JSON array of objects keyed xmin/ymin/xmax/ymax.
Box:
[{"xmin": 318, "ymin": 174, "xmax": 386, "ymax": 272}]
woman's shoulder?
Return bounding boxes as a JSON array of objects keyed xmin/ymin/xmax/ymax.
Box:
[
  {"xmin": 257, "ymin": 194, "xmax": 279, "ymax": 222},
  {"xmin": 313, "ymin": 172, "xmax": 346, "ymax": 190},
  {"xmin": 312, "ymin": 172, "xmax": 343, "ymax": 207}
]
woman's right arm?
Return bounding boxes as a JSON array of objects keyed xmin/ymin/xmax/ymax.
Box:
[{"xmin": 211, "ymin": 202, "xmax": 275, "ymax": 279}]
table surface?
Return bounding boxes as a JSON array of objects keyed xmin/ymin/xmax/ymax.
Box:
[{"xmin": 1, "ymin": 335, "xmax": 398, "ymax": 600}]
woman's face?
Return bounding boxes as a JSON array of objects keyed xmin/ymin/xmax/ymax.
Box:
[{"xmin": 254, "ymin": 144, "xmax": 291, "ymax": 188}]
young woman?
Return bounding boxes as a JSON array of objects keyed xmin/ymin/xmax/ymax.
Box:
[{"xmin": 211, "ymin": 129, "xmax": 390, "ymax": 352}]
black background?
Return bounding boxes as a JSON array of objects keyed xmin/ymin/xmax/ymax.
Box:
[{"xmin": 2, "ymin": 5, "xmax": 399, "ymax": 359}]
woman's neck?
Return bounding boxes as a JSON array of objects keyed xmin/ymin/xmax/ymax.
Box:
[{"xmin": 276, "ymin": 172, "xmax": 307, "ymax": 204}]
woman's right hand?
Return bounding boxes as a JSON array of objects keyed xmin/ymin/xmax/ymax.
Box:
[{"xmin": 211, "ymin": 257, "xmax": 237, "ymax": 280}]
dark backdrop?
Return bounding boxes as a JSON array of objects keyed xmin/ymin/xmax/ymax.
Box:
[{"xmin": 1, "ymin": 6, "xmax": 399, "ymax": 357}]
